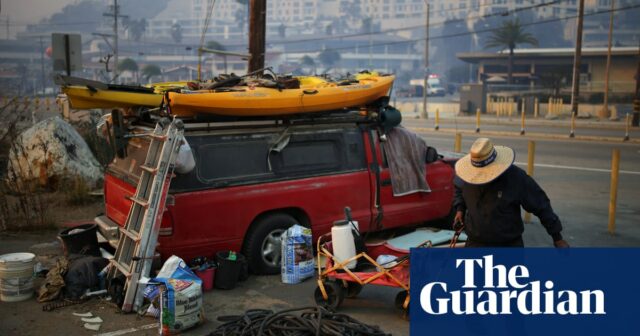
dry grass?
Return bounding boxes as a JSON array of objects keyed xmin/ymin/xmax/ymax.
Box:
[{"xmin": 0, "ymin": 189, "xmax": 103, "ymax": 232}]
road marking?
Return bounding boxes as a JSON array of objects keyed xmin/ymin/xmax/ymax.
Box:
[
  {"xmin": 97, "ymin": 323, "xmax": 158, "ymax": 336},
  {"xmin": 514, "ymin": 162, "xmax": 640, "ymax": 175}
]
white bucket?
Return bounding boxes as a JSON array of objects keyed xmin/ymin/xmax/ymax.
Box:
[
  {"xmin": 331, "ymin": 220, "xmax": 357, "ymax": 270},
  {"xmin": 0, "ymin": 252, "xmax": 36, "ymax": 302}
]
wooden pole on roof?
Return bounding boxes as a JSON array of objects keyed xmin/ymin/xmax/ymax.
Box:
[{"xmin": 248, "ymin": 0, "xmax": 266, "ymax": 75}]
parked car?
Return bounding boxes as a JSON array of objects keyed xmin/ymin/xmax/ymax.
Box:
[
  {"xmin": 95, "ymin": 118, "xmax": 458, "ymax": 274},
  {"xmin": 427, "ymin": 83, "xmax": 446, "ymax": 97}
]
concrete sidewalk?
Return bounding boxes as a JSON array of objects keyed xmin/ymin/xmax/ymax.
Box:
[
  {"xmin": 408, "ymin": 126, "xmax": 640, "ymax": 144},
  {"xmin": 404, "ymin": 112, "xmax": 637, "ymax": 130}
]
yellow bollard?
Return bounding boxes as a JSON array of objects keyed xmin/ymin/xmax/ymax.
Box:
[
  {"xmin": 454, "ymin": 133, "xmax": 462, "ymax": 153},
  {"xmin": 569, "ymin": 112, "xmax": 576, "ymax": 138},
  {"xmin": 608, "ymin": 149, "xmax": 620, "ymax": 234},
  {"xmin": 45, "ymin": 98, "xmax": 51, "ymax": 112},
  {"xmin": 524, "ymin": 140, "xmax": 536, "ymax": 223},
  {"xmin": 508, "ymin": 97, "xmax": 513, "ymax": 119},
  {"xmin": 434, "ymin": 109, "xmax": 440, "ymax": 130},
  {"xmin": 475, "ymin": 108, "xmax": 481, "ymax": 133},
  {"xmin": 534, "ymin": 97, "xmax": 539, "ymax": 118},
  {"xmin": 624, "ymin": 114, "xmax": 630, "ymax": 141}
]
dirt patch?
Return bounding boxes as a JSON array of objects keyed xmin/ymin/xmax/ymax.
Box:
[{"xmin": 0, "ymin": 191, "xmax": 103, "ymax": 232}]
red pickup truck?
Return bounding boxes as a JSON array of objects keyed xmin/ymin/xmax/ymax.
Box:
[{"xmin": 95, "ymin": 120, "xmax": 457, "ymax": 274}]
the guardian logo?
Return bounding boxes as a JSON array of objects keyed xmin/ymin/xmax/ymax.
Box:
[{"xmin": 420, "ymin": 255, "xmax": 606, "ymax": 315}]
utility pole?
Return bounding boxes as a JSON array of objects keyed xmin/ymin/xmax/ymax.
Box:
[
  {"xmin": 103, "ymin": 0, "xmax": 125, "ymax": 81},
  {"xmin": 633, "ymin": 41, "xmax": 639, "ymax": 127},
  {"xmin": 38, "ymin": 36, "xmax": 46, "ymax": 95},
  {"xmin": 248, "ymin": 0, "xmax": 266, "ymax": 75},
  {"xmin": 600, "ymin": 0, "xmax": 615, "ymax": 119},
  {"xmin": 569, "ymin": 0, "xmax": 585, "ymax": 117},
  {"xmin": 422, "ymin": 2, "xmax": 430, "ymax": 119},
  {"xmin": 114, "ymin": 0, "xmax": 118, "ymax": 79},
  {"xmin": 368, "ymin": 23, "xmax": 373, "ymax": 70}
]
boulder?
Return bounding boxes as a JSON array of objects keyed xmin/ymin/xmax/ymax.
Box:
[{"xmin": 6, "ymin": 116, "xmax": 102, "ymax": 190}]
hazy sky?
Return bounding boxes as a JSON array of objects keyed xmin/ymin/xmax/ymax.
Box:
[{"xmin": 2, "ymin": 0, "xmax": 78, "ymax": 37}]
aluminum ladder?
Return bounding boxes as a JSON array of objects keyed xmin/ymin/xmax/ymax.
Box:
[{"xmin": 106, "ymin": 118, "xmax": 184, "ymax": 312}]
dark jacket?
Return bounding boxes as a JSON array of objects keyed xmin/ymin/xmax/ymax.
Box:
[{"xmin": 453, "ymin": 165, "xmax": 563, "ymax": 244}]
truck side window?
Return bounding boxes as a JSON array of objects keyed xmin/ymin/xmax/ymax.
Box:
[
  {"xmin": 273, "ymin": 140, "xmax": 340, "ymax": 174},
  {"xmin": 196, "ymin": 141, "xmax": 271, "ymax": 182}
]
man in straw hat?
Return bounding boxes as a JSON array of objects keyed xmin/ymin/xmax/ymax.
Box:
[{"xmin": 453, "ymin": 138, "xmax": 569, "ymax": 247}]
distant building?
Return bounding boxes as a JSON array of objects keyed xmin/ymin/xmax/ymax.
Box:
[{"xmin": 457, "ymin": 47, "xmax": 638, "ymax": 94}]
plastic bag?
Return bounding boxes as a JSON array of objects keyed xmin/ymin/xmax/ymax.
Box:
[
  {"xmin": 144, "ymin": 256, "xmax": 204, "ymax": 334},
  {"xmin": 281, "ymin": 225, "xmax": 315, "ymax": 284},
  {"xmin": 174, "ymin": 137, "xmax": 195, "ymax": 174}
]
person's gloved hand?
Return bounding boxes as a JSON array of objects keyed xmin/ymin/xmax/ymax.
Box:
[
  {"xmin": 453, "ymin": 211, "xmax": 464, "ymax": 230},
  {"xmin": 554, "ymin": 239, "xmax": 570, "ymax": 248}
]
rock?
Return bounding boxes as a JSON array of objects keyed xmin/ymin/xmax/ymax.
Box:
[{"xmin": 6, "ymin": 116, "xmax": 102, "ymax": 190}]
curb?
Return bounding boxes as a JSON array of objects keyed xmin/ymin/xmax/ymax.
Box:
[{"xmin": 408, "ymin": 127, "xmax": 640, "ymax": 144}]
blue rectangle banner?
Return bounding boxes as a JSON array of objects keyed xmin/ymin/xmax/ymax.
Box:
[{"xmin": 409, "ymin": 248, "xmax": 640, "ymax": 336}]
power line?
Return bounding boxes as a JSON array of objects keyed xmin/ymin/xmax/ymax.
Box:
[{"xmin": 281, "ymin": 3, "xmax": 640, "ymax": 55}]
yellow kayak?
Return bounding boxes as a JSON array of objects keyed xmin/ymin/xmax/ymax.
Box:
[
  {"xmin": 167, "ymin": 74, "xmax": 395, "ymax": 117},
  {"xmin": 62, "ymin": 85, "xmax": 163, "ymax": 109}
]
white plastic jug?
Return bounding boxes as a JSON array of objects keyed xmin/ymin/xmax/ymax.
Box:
[{"xmin": 331, "ymin": 220, "xmax": 357, "ymax": 269}]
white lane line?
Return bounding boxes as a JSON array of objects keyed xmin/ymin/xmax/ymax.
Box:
[
  {"xmin": 514, "ymin": 162, "xmax": 640, "ymax": 175},
  {"xmin": 96, "ymin": 323, "xmax": 158, "ymax": 336}
]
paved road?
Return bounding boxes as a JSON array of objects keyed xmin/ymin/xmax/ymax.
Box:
[{"xmin": 406, "ymin": 125, "xmax": 640, "ymax": 248}]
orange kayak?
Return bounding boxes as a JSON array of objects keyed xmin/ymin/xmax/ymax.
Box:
[{"xmin": 167, "ymin": 74, "xmax": 395, "ymax": 117}]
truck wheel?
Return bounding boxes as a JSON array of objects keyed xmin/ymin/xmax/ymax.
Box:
[{"xmin": 243, "ymin": 213, "xmax": 297, "ymax": 275}]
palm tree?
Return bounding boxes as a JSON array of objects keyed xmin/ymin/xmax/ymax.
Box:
[
  {"xmin": 141, "ymin": 64, "xmax": 162, "ymax": 83},
  {"xmin": 278, "ymin": 23, "xmax": 286, "ymax": 38},
  {"xmin": 171, "ymin": 22, "xmax": 183, "ymax": 43},
  {"xmin": 127, "ymin": 19, "xmax": 148, "ymax": 42},
  {"xmin": 206, "ymin": 40, "xmax": 228, "ymax": 74},
  {"xmin": 318, "ymin": 49, "xmax": 341, "ymax": 73},
  {"xmin": 484, "ymin": 19, "xmax": 538, "ymax": 84},
  {"xmin": 118, "ymin": 58, "xmax": 139, "ymax": 83},
  {"xmin": 300, "ymin": 55, "xmax": 316, "ymax": 75}
]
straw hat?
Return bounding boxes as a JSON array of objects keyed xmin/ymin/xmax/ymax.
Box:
[{"xmin": 455, "ymin": 138, "xmax": 515, "ymax": 185}]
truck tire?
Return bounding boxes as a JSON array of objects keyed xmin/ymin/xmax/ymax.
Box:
[{"xmin": 243, "ymin": 213, "xmax": 298, "ymax": 275}]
